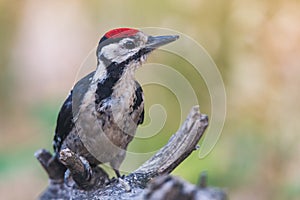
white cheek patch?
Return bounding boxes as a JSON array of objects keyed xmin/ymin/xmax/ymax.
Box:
[
  {"xmin": 112, "ymin": 50, "xmax": 138, "ymax": 63},
  {"xmin": 101, "ymin": 43, "xmax": 119, "ymax": 60},
  {"xmin": 101, "ymin": 43, "xmax": 139, "ymax": 64}
]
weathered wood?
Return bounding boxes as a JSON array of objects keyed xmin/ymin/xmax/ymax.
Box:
[
  {"xmin": 34, "ymin": 149, "xmax": 65, "ymax": 182},
  {"xmin": 145, "ymin": 175, "xmax": 226, "ymax": 200},
  {"xmin": 36, "ymin": 106, "xmax": 226, "ymax": 199},
  {"xmin": 59, "ymin": 148, "xmax": 109, "ymax": 189},
  {"xmin": 134, "ymin": 106, "xmax": 208, "ymax": 176}
]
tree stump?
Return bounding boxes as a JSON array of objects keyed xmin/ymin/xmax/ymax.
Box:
[{"xmin": 35, "ymin": 106, "xmax": 227, "ymax": 200}]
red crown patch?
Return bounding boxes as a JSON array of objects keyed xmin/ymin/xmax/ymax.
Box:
[{"xmin": 104, "ymin": 28, "xmax": 139, "ymax": 39}]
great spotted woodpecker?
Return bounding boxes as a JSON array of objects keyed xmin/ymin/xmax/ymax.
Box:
[{"xmin": 53, "ymin": 28, "xmax": 179, "ymax": 178}]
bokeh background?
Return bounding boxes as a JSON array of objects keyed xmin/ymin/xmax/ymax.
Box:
[{"xmin": 1, "ymin": 0, "xmax": 300, "ymax": 199}]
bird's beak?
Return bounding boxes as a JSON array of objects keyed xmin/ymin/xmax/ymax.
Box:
[{"xmin": 145, "ymin": 35, "xmax": 179, "ymax": 50}]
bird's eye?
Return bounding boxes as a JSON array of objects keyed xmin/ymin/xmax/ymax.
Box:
[{"xmin": 124, "ymin": 41, "xmax": 136, "ymax": 49}]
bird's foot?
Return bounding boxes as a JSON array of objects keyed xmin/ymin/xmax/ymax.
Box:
[
  {"xmin": 107, "ymin": 174, "xmax": 124, "ymax": 184},
  {"xmin": 107, "ymin": 175, "xmax": 131, "ymax": 192},
  {"xmin": 107, "ymin": 177, "xmax": 118, "ymax": 184},
  {"xmin": 118, "ymin": 177, "xmax": 131, "ymax": 192}
]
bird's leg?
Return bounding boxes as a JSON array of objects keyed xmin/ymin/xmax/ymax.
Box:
[
  {"xmin": 114, "ymin": 169, "xmax": 121, "ymax": 178},
  {"xmin": 108, "ymin": 169, "xmax": 121, "ymax": 183},
  {"xmin": 110, "ymin": 152, "xmax": 126, "ymax": 179},
  {"xmin": 108, "ymin": 168, "xmax": 130, "ymax": 191}
]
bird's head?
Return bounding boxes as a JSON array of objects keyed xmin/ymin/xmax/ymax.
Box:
[{"xmin": 96, "ymin": 28, "xmax": 179, "ymax": 66}]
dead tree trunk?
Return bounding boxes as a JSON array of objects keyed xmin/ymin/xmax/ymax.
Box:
[{"xmin": 35, "ymin": 106, "xmax": 227, "ymax": 200}]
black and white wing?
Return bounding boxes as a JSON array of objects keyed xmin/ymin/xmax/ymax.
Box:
[{"xmin": 53, "ymin": 91, "xmax": 74, "ymax": 154}]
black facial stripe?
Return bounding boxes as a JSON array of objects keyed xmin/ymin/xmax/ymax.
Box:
[
  {"xmin": 125, "ymin": 47, "xmax": 151, "ymax": 65},
  {"xmin": 99, "ymin": 54, "xmax": 112, "ymax": 67},
  {"xmin": 95, "ymin": 47, "xmax": 151, "ymax": 105},
  {"xmin": 95, "ymin": 61, "xmax": 126, "ymax": 104}
]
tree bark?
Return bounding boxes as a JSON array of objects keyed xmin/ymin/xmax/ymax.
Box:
[{"xmin": 35, "ymin": 106, "xmax": 226, "ymax": 200}]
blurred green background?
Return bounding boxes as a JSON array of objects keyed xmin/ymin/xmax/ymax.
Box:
[{"xmin": 1, "ymin": 0, "xmax": 300, "ymax": 199}]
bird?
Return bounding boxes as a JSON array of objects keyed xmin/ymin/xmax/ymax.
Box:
[{"xmin": 52, "ymin": 28, "xmax": 179, "ymax": 178}]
